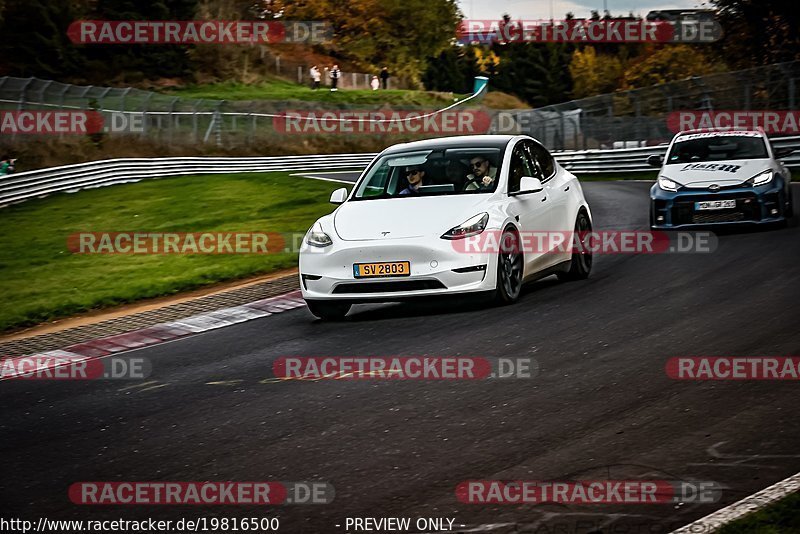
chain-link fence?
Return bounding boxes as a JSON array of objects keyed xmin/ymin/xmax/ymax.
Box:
[
  {"xmin": 501, "ymin": 61, "xmax": 800, "ymax": 150},
  {"xmin": 0, "ymin": 75, "xmax": 434, "ymax": 149},
  {"xmin": 1, "ymin": 61, "xmax": 798, "ymax": 151}
]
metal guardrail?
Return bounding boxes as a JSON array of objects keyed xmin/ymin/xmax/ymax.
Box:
[
  {"xmin": 2, "ymin": 137, "xmax": 799, "ymax": 207},
  {"xmin": 0, "ymin": 153, "xmax": 378, "ymax": 206}
]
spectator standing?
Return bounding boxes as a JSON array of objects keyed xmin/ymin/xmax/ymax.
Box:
[
  {"xmin": 330, "ymin": 64, "xmax": 340, "ymax": 91},
  {"xmin": 309, "ymin": 65, "xmax": 321, "ymax": 89},
  {"xmin": 0, "ymin": 155, "xmax": 15, "ymax": 175},
  {"xmin": 370, "ymin": 75, "xmax": 380, "ymax": 91},
  {"xmin": 380, "ymin": 67, "xmax": 390, "ymax": 89}
]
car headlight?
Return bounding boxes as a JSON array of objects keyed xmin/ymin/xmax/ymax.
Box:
[
  {"xmin": 441, "ymin": 213, "xmax": 489, "ymax": 240},
  {"xmin": 746, "ymin": 170, "xmax": 773, "ymax": 186},
  {"xmin": 658, "ymin": 176, "xmax": 680, "ymax": 192},
  {"xmin": 306, "ymin": 222, "xmax": 333, "ymax": 248}
]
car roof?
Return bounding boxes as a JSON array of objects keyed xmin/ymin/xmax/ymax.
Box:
[{"xmin": 381, "ymin": 135, "xmax": 517, "ymax": 155}]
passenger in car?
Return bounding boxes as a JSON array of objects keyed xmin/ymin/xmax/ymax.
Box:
[{"xmin": 399, "ymin": 165, "xmax": 427, "ymax": 195}]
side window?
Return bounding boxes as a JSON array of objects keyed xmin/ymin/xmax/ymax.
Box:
[
  {"xmin": 508, "ymin": 144, "xmax": 536, "ymax": 193},
  {"xmin": 527, "ymin": 140, "xmax": 555, "ymax": 180}
]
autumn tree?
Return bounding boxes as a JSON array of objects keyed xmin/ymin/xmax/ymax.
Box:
[
  {"xmin": 620, "ymin": 45, "xmax": 725, "ymax": 90},
  {"xmin": 569, "ymin": 46, "xmax": 622, "ymax": 98}
]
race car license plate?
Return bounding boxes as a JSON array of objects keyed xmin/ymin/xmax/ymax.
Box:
[
  {"xmin": 353, "ymin": 261, "xmax": 410, "ymax": 278},
  {"xmin": 695, "ymin": 199, "xmax": 736, "ymax": 211}
]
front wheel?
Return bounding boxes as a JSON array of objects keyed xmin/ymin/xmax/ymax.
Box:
[
  {"xmin": 306, "ymin": 300, "xmax": 351, "ymax": 321},
  {"xmin": 557, "ymin": 211, "xmax": 592, "ymax": 281},
  {"xmin": 494, "ymin": 228, "xmax": 523, "ymax": 304}
]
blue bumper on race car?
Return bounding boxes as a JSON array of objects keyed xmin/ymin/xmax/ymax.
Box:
[{"xmin": 650, "ymin": 181, "xmax": 789, "ymax": 229}]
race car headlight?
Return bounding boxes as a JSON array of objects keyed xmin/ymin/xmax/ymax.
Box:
[
  {"xmin": 658, "ymin": 176, "xmax": 680, "ymax": 192},
  {"xmin": 306, "ymin": 223, "xmax": 333, "ymax": 248},
  {"xmin": 441, "ymin": 213, "xmax": 489, "ymax": 240},
  {"xmin": 746, "ymin": 170, "xmax": 774, "ymax": 187}
]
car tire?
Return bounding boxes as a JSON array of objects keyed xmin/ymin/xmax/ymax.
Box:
[
  {"xmin": 557, "ymin": 210, "xmax": 592, "ymax": 282},
  {"xmin": 306, "ymin": 300, "xmax": 351, "ymax": 321},
  {"xmin": 494, "ymin": 227, "xmax": 523, "ymax": 304}
]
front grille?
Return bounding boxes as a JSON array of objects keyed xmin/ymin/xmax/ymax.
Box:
[
  {"xmin": 672, "ymin": 192, "xmax": 760, "ymax": 225},
  {"xmin": 692, "ymin": 212, "xmax": 744, "ymax": 224},
  {"xmin": 332, "ymin": 280, "xmax": 446, "ymax": 294}
]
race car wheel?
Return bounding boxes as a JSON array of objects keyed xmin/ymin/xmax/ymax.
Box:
[
  {"xmin": 494, "ymin": 227, "xmax": 523, "ymax": 304},
  {"xmin": 557, "ymin": 210, "xmax": 592, "ymax": 281}
]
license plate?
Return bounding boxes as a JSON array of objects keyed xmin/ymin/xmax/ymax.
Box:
[
  {"xmin": 353, "ymin": 261, "xmax": 410, "ymax": 278},
  {"xmin": 695, "ymin": 200, "xmax": 736, "ymax": 211}
]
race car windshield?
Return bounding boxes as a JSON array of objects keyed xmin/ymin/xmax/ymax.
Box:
[
  {"xmin": 352, "ymin": 147, "xmax": 504, "ymax": 199},
  {"xmin": 667, "ymin": 134, "xmax": 769, "ymax": 164}
]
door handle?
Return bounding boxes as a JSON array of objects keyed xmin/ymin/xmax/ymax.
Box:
[
  {"xmin": 541, "ymin": 196, "xmax": 547, "ymax": 202},
  {"xmin": 564, "ymin": 185, "xmax": 570, "ymax": 192}
]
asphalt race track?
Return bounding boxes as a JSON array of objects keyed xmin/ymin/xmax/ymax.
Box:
[{"xmin": 3, "ymin": 181, "xmax": 800, "ymax": 533}]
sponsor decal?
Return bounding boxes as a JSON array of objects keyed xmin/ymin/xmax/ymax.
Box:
[{"xmin": 679, "ymin": 163, "xmax": 742, "ymax": 173}]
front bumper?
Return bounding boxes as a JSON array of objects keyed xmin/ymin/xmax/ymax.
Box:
[
  {"xmin": 650, "ymin": 183, "xmax": 786, "ymax": 229},
  {"xmin": 299, "ymin": 235, "xmax": 497, "ymax": 301}
]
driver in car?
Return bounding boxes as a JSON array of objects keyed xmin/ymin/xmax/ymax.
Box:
[
  {"xmin": 399, "ymin": 165, "xmax": 426, "ymax": 195},
  {"xmin": 464, "ymin": 156, "xmax": 497, "ymax": 191}
]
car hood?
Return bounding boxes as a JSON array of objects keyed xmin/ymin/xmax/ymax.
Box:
[
  {"xmin": 334, "ymin": 195, "xmax": 490, "ymax": 241},
  {"xmin": 661, "ymin": 160, "xmax": 771, "ymax": 188}
]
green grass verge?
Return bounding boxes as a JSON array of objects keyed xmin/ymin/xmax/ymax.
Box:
[
  {"xmin": 716, "ymin": 491, "xmax": 800, "ymax": 533},
  {"xmin": 0, "ymin": 171, "xmax": 344, "ymax": 332},
  {"xmin": 165, "ymin": 79, "xmax": 466, "ymax": 106}
]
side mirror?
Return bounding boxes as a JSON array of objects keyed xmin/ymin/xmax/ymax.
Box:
[
  {"xmin": 775, "ymin": 147, "xmax": 795, "ymax": 159},
  {"xmin": 646, "ymin": 154, "xmax": 664, "ymax": 167},
  {"xmin": 512, "ymin": 176, "xmax": 544, "ymax": 195},
  {"xmin": 329, "ymin": 187, "xmax": 348, "ymax": 204}
]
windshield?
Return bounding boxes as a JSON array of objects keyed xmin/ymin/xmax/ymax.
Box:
[
  {"xmin": 666, "ymin": 133, "xmax": 768, "ymax": 164},
  {"xmin": 352, "ymin": 147, "xmax": 505, "ymax": 200}
]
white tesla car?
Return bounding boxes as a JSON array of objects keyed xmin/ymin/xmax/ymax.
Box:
[{"xmin": 299, "ymin": 135, "xmax": 593, "ymax": 320}]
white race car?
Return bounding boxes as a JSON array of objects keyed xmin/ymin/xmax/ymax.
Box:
[{"xmin": 299, "ymin": 135, "xmax": 593, "ymax": 320}]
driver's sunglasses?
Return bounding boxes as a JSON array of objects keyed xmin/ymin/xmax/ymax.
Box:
[
  {"xmin": 471, "ymin": 160, "xmax": 487, "ymax": 168},
  {"xmin": 405, "ymin": 170, "xmax": 421, "ymax": 176}
]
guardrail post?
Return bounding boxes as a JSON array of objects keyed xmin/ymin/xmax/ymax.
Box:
[
  {"xmin": 37, "ymin": 80, "xmax": 52, "ymax": 107},
  {"xmin": 141, "ymin": 92, "xmax": 153, "ymax": 139},
  {"xmin": 169, "ymin": 97, "xmax": 179, "ymax": 146},
  {"xmin": 120, "ymin": 87, "xmax": 131, "ymax": 114},
  {"xmin": 193, "ymin": 99, "xmax": 202, "ymax": 143}
]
